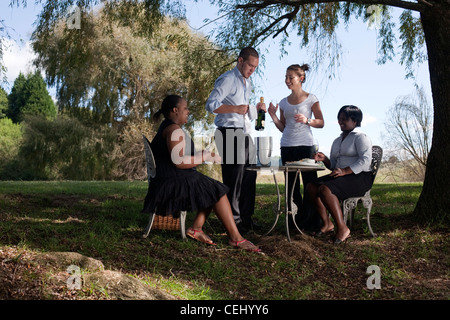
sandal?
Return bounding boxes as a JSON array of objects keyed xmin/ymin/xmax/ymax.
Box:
[
  {"xmin": 186, "ymin": 227, "xmax": 216, "ymax": 245},
  {"xmin": 333, "ymin": 234, "xmax": 351, "ymax": 245},
  {"xmin": 312, "ymin": 228, "xmax": 334, "ymax": 237},
  {"xmin": 229, "ymin": 239, "xmax": 262, "ymax": 253}
]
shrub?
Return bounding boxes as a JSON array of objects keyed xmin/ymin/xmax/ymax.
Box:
[
  {"xmin": 17, "ymin": 115, "xmax": 116, "ymax": 180},
  {"xmin": 0, "ymin": 118, "xmax": 23, "ymax": 176}
]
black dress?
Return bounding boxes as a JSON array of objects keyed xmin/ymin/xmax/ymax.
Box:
[{"xmin": 142, "ymin": 119, "xmax": 229, "ymax": 217}]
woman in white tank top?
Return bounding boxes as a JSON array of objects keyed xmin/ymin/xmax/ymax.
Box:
[{"xmin": 268, "ymin": 64, "xmax": 325, "ymax": 231}]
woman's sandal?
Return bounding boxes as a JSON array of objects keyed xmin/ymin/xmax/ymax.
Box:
[
  {"xmin": 333, "ymin": 234, "xmax": 351, "ymax": 245},
  {"xmin": 313, "ymin": 228, "xmax": 335, "ymax": 237},
  {"xmin": 186, "ymin": 227, "xmax": 216, "ymax": 245},
  {"xmin": 229, "ymin": 239, "xmax": 262, "ymax": 253}
]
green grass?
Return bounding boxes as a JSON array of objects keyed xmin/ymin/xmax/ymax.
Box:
[{"xmin": 0, "ymin": 181, "xmax": 448, "ymax": 300}]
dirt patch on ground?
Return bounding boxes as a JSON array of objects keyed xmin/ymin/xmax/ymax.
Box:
[
  {"xmin": 0, "ymin": 246, "xmax": 176, "ymax": 300},
  {"xmin": 257, "ymin": 234, "xmax": 325, "ymax": 261}
]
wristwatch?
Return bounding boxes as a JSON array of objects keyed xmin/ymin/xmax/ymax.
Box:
[{"xmin": 307, "ymin": 118, "xmax": 312, "ymax": 125}]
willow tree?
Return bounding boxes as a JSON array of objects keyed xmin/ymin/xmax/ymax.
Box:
[
  {"xmin": 1, "ymin": 1, "xmax": 176, "ymax": 83},
  {"xmin": 206, "ymin": 0, "xmax": 449, "ymax": 224},
  {"xmin": 31, "ymin": 6, "xmax": 230, "ymax": 127},
  {"xmin": 29, "ymin": 2, "xmax": 231, "ymax": 179}
]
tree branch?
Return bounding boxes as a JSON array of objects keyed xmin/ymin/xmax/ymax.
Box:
[
  {"xmin": 236, "ymin": 0, "xmax": 431, "ymax": 13},
  {"xmin": 248, "ymin": 5, "xmax": 300, "ymax": 45}
]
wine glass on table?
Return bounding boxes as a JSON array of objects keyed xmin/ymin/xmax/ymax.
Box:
[
  {"xmin": 313, "ymin": 139, "xmax": 319, "ymax": 163},
  {"xmin": 203, "ymin": 135, "xmax": 215, "ymax": 164}
]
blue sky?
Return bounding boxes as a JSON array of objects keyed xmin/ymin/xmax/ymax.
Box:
[{"xmin": 2, "ymin": 0, "xmax": 432, "ymax": 157}]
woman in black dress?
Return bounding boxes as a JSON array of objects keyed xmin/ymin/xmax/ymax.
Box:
[{"xmin": 143, "ymin": 95, "xmax": 260, "ymax": 252}]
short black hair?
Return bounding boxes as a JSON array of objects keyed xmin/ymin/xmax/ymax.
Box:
[
  {"xmin": 238, "ymin": 47, "xmax": 259, "ymax": 61},
  {"xmin": 337, "ymin": 105, "xmax": 363, "ymax": 127}
]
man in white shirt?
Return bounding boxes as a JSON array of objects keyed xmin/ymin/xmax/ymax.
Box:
[{"xmin": 205, "ymin": 47, "xmax": 265, "ymax": 234}]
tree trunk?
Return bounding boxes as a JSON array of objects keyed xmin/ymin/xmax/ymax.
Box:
[{"xmin": 414, "ymin": 2, "xmax": 450, "ymax": 224}]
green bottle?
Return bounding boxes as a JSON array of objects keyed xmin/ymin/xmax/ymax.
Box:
[{"xmin": 255, "ymin": 97, "xmax": 265, "ymax": 131}]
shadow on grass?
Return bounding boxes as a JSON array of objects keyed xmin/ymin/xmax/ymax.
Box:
[{"xmin": 1, "ymin": 181, "xmax": 448, "ymax": 300}]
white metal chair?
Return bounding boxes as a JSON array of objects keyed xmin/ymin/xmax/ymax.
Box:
[
  {"xmin": 342, "ymin": 145, "xmax": 383, "ymax": 237},
  {"xmin": 141, "ymin": 134, "xmax": 186, "ymax": 240}
]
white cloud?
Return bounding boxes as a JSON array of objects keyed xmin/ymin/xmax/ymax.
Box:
[
  {"xmin": 2, "ymin": 38, "xmax": 56, "ymax": 101},
  {"xmin": 2, "ymin": 38, "xmax": 37, "ymax": 88},
  {"xmin": 362, "ymin": 113, "xmax": 377, "ymax": 126}
]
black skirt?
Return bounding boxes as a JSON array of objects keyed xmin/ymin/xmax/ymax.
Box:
[
  {"xmin": 143, "ymin": 170, "xmax": 229, "ymax": 217},
  {"xmin": 315, "ymin": 171, "xmax": 373, "ymax": 200}
]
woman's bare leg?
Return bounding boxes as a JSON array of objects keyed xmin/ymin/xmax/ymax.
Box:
[
  {"xmin": 213, "ymin": 195, "xmax": 244, "ymax": 242},
  {"xmin": 318, "ymin": 185, "xmax": 350, "ymax": 241},
  {"xmin": 187, "ymin": 209, "xmax": 216, "ymax": 244},
  {"xmin": 189, "ymin": 195, "xmax": 259, "ymax": 251},
  {"xmin": 191, "ymin": 209, "xmax": 210, "ymax": 230},
  {"xmin": 306, "ymin": 183, "xmax": 334, "ymax": 233}
]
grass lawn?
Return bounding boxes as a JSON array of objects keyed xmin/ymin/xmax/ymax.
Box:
[{"xmin": 0, "ymin": 180, "xmax": 448, "ymax": 300}]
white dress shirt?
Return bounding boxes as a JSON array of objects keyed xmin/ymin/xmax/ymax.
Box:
[
  {"xmin": 205, "ymin": 66, "xmax": 256, "ymax": 133},
  {"xmin": 329, "ymin": 130, "xmax": 372, "ymax": 174}
]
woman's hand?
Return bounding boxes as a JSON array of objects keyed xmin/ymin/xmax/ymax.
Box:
[
  {"xmin": 269, "ymin": 103, "xmax": 285, "ymax": 133},
  {"xmin": 294, "ymin": 113, "xmax": 308, "ymax": 124},
  {"xmin": 314, "ymin": 152, "xmax": 327, "ymax": 162},
  {"xmin": 314, "ymin": 152, "xmax": 331, "ymax": 169},
  {"xmin": 202, "ymin": 150, "xmax": 221, "ymax": 164},
  {"xmin": 330, "ymin": 167, "xmax": 353, "ymax": 178},
  {"xmin": 268, "ymin": 102, "xmax": 278, "ymax": 117}
]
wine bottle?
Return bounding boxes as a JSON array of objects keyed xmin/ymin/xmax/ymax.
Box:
[{"xmin": 255, "ymin": 97, "xmax": 265, "ymax": 131}]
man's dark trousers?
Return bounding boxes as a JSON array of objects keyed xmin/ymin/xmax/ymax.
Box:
[{"xmin": 215, "ymin": 127, "xmax": 256, "ymax": 227}]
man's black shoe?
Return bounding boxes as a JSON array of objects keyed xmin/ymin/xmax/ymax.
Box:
[
  {"xmin": 248, "ymin": 220, "xmax": 263, "ymax": 231},
  {"xmin": 236, "ymin": 222, "xmax": 249, "ymax": 235},
  {"xmin": 241, "ymin": 219, "xmax": 262, "ymax": 232}
]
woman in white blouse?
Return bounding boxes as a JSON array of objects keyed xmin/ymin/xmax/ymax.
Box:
[
  {"xmin": 268, "ymin": 64, "xmax": 324, "ymax": 231},
  {"xmin": 307, "ymin": 105, "xmax": 372, "ymax": 244}
]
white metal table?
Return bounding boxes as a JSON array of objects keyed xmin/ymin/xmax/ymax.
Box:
[{"xmin": 248, "ymin": 164, "xmax": 325, "ymax": 242}]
